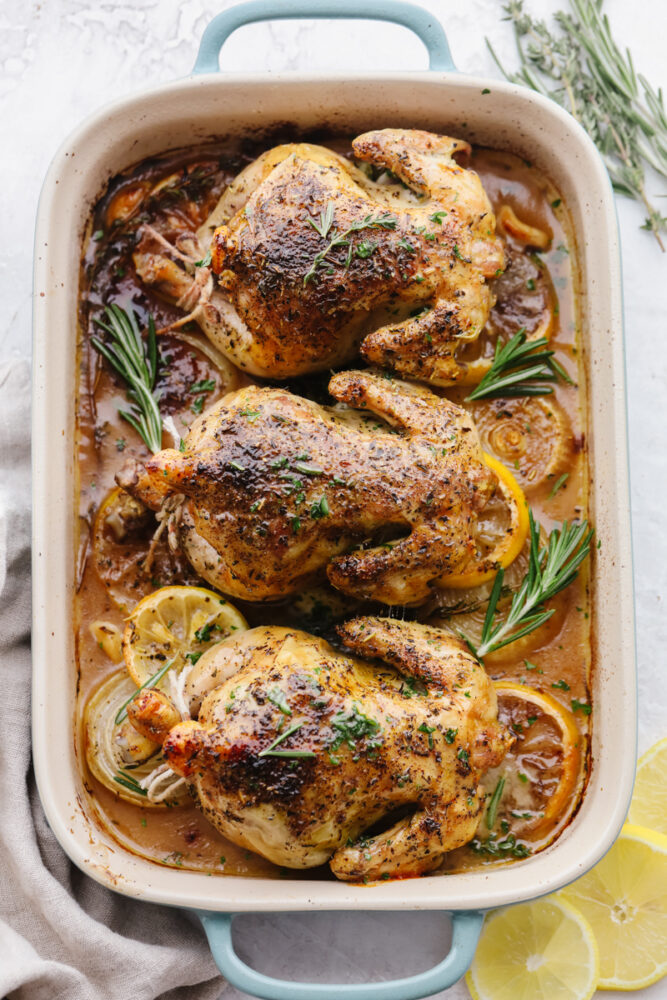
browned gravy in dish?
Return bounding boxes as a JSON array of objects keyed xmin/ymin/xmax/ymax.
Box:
[{"xmin": 75, "ymin": 138, "xmax": 589, "ymax": 879}]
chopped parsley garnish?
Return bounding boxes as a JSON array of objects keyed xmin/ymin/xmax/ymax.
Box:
[
  {"xmin": 310, "ymin": 496, "xmax": 330, "ymax": 518},
  {"xmin": 571, "ymin": 699, "xmax": 592, "ymax": 715},
  {"xmin": 444, "ymin": 728, "xmax": 458, "ymax": 744},
  {"xmin": 267, "ymin": 687, "xmax": 292, "ymax": 716},
  {"xmin": 552, "ymin": 678, "xmax": 571, "ymax": 691},
  {"xmin": 330, "ymin": 705, "xmax": 381, "ymax": 751},
  {"xmin": 429, "ymin": 210, "xmax": 447, "ymax": 224},
  {"xmin": 190, "ymin": 378, "xmax": 216, "ymax": 394},
  {"xmin": 418, "ymin": 722, "xmax": 436, "ymax": 748},
  {"xmin": 194, "ymin": 622, "xmax": 220, "ymax": 642}
]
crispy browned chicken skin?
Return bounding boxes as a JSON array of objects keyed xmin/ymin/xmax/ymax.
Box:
[
  {"xmin": 133, "ymin": 130, "xmax": 504, "ymax": 381},
  {"xmin": 120, "ymin": 370, "xmax": 496, "ymax": 605},
  {"xmin": 127, "ymin": 618, "xmax": 512, "ymax": 880}
]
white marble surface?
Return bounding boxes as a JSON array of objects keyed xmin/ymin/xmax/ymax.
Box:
[{"xmin": 2, "ymin": 0, "xmax": 665, "ymax": 997}]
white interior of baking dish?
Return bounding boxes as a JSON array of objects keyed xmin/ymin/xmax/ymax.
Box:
[{"xmin": 32, "ymin": 71, "xmax": 634, "ymax": 912}]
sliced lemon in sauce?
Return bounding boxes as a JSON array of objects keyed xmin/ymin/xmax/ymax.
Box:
[{"xmin": 489, "ymin": 681, "xmax": 585, "ymax": 843}]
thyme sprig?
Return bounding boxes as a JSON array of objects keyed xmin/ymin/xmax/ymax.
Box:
[
  {"xmin": 466, "ymin": 329, "xmax": 572, "ymax": 400},
  {"xmin": 91, "ymin": 304, "xmax": 163, "ymax": 452},
  {"xmin": 488, "ymin": 0, "xmax": 667, "ymax": 249},
  {"xmin": 303, "ymin": 206, "xmax": 398, "ymax": 285},
  {"xmin": 467, "ymin": 513, "xmax": 593, "ymax": 659}
]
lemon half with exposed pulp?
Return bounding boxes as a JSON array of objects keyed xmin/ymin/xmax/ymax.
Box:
[
  {"xmin": 628, "ymin": 736, "xmax": 667, "ymax": 836},
  {"xmin": 560, "ymin": 823, "xmax": 667, "ymax": 990},
  {"xmin": 466, "ymin": 897, "xmax": 599, "ymax": 1000},
  {"xmin": 123, "ymin": 585, "xmax": 248, "ymax": 687}
]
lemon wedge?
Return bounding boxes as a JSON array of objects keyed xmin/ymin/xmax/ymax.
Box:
[
  {"xmin": 123, "ymin": 585, "xmax": 247, "ymax": 687},
  {"xmin": 628, "ymin": 737, "xmax": 667, "ymax": 836},
  {"xmin": 466, "ymin": 897, "xmax": 599, "ymax": 1000},
  {"xmin": 560, "ymin": 823, "xmax": 667, "ymax": 990},
  {"xmin": 440, "ymin": 453, "xmax": 529, "ymax": 589}
]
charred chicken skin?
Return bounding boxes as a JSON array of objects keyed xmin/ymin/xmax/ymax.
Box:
[
  {"xmin": 120, "ymin": 370, "xmax": 496, "ymax": 605},
  {"xmin": 133, "ymin": 129, "xmax": 504, "ymax": 382},
  {"xmin": 127, "ymin": 618, "xmax": 512, "ymax": 880}
]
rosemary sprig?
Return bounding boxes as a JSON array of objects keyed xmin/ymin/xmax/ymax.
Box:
[
  {"xmin": 487, "ymin": 0, "xmax": 667, "ymax": 249},
  {"xmin": 258, "ymin": 721, "xmax": 316, "ymax": 760},
  {"xmin": 466, "ymin": 329, "xmax": 570, "ymax": 400},
  {"xmin": 486, "ymin": 776, "xmax": 506, "ymax": 829},
  {"xmin": 468, "ymin": 512, "xmax": 593, "ymax": 659},
  {"xmin": 114, "ymin": 769, "xmax": 148, "ymax": 796},
  {"xmin": 303, "ymin": 206, "xmax": 398, "ymax": 285},
  {"xmin": 91, "ymin": 304, "xmax": 163, "ymax": 452}
]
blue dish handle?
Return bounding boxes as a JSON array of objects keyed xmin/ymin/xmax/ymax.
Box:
[
  {"xmin": 192, "ymin": 0, "xmax": 456, "ymax": 75},
  {"xmin": 197, "ymin": 909, "xmax": 483, "ymax": 1000}
]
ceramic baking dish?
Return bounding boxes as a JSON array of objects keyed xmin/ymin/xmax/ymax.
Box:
[{"xmin": 32, "ymin": 1, "xmax": 635, "ymax": 996}]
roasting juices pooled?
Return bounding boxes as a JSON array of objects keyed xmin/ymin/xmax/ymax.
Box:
[{"xmin": 76, "ymin": 130, "xmax": 590, "ymax": 880}]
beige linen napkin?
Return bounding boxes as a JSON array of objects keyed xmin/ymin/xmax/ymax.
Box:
[{"xmin": 0, "ymin": 359, "xmax": 225, "ymax": 1000}]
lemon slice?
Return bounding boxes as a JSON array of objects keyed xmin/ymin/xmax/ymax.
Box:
[
  {"xmin": 439, "ymin": 453, "xmax": 529, "ymax": 589},
  {"xmin": 628, "ymin": 737, "xmax": 667, "ymax": 835},
  {"xmin": 491, "ymin": 681, "xmax": 585, "ymax": 841},
  {"xmin": 466, "ymin": 897, "xmax": 599, "ymax": 1000},
  {"xmin": 560, "ymin": 824, "xmax": 667, "ymax": 990},
  {"xmin": 92, "ymin": 487, "xmax": 201, "ymax": 613},
  {"xmin": 123, "ymin": 585, "xmax": 248, "ymax": 687}
]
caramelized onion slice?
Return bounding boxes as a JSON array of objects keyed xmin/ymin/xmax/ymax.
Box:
[
  {"xmin": 83, "ymin": 671, "xmax": 190, "ymax": 808},
  {"xmin": 467, "ymin": 396, "xmax": 573, "ymax": 495}
]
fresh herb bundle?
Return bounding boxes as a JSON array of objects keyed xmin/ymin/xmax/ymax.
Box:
[
  {"xmin": 304, "ymin": 205, "xmax": 398, "ymax": 285},
  {"xmin": 488, "ymin": 0, "xmax": 667, "ymax": 248},
  {"xmin": 466, "ymin": 512, "xmax": 593, "ymax": 659},
  {"xmin": 91, "ymin": 304, "xmax": 163, "ymax": 452},
  {"xmin": 466, "ymin": 329, "xmax": 572, "ymax": 400}
]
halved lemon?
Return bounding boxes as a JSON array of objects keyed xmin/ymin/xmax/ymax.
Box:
[
  {"xmin": 439, "ymin": 453, "xmax": 529, "ymax": 589},
  {"xmin": 560, "ymin": 824, "xmax": 667, "ymax": 990},
  {"xmin": 467, "ymin": 395, "xmax": 572, "ymax": 496},
  {"xmin": 93, "ymin": 487, "xmax": 201, "ymax": 613},
  {"xmin": 466, "ymin": 897, "xmax": 598, "ymax": 1000},
  {"xmin": 123, "ymin": 585, "xmax": 247, "ymax": 687},
  {"xmin": 628, "ymin": 736, "xmax": 667, "ymax": 836},
  {"xmin": 487, "ymin": 682, "xmax": 585, "ymax": 842}
]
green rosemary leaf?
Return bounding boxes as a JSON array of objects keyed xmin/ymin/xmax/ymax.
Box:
[
  {"xmin": 92, "ymin": 305, "xmax": 163, "ymax": 453},
  {"xmin": 487, "ymin": 0, "xmax": 667, "ymax": 249},
  {"xmin": 486, "ymin": 776, "xmax": 506, "ymax": 829},
  {"xmin": 466, "ymin": 330, "xmax": 568, "ymax": 400},
  {"xmin": 468, "ymin": 512, "xmax": 593, "ymax": 659}
]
